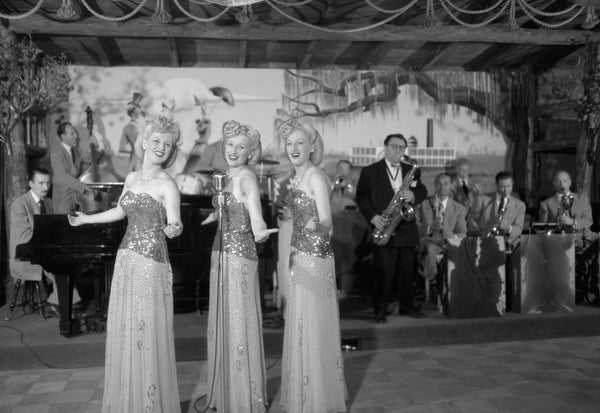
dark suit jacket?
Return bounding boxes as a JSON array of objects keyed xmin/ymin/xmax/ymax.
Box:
[
  {"xmin": 415, "ymin": 196, "xmax": 467, "ymax": 240},
  {"xmin": 9, "ymin": 191, "xmax": 53, "ymax": 280},
  {"xmin": 449, "ymin": 176, "xmax": 477, "ymax": 210},
  {"xmin": 196, "ymin": 140, "xmax": 227, "ymax": 172},
  {"xmin": 50, "ymin": 144, "xmax": 88, "ymax": 213},
  {"xmin": 468, "ymin": 194, "xmax": 525, "ymax": 244},
  {"xmin": 356, "ymin": 159, "xmax": 427, "ymax": 247},
  {"xmin": 539, "ymin": 193, "xmax": 593, "ymax": 231}
]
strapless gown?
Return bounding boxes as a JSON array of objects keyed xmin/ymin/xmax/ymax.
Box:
[
  {"xmin": 206, "ymin": 192, "xmax": 267, "ymax": 412},
  {"xmin": 102, "ymin": 190, "xmax": 180, "ymax": 413},
  {"xmin": 281, "ymin": 189, "xmax": 347, "ymax": 413}
]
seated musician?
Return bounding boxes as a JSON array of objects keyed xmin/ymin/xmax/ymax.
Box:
[
  {"xmin": 467, "ymin": 170, "xmax": 525, "ymax": 246},
  {"xmin": 415, "ymin": 172, "xmax": 467, "ymax": 281},
  {"xmin": 538, "ymin": 170, "xmax": 592, "ymax": 241},
  {"xmin": 449, "ymin": 157, "xmax": 481, "ymax": 212},
  {"xmin": 9, "ymin": 168, "xmax": 81, "ymax": 317}
]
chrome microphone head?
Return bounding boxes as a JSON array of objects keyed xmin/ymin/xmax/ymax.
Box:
[{"xmin": 213, "ymin": 171, "xmax": 227, "ymax": 192}]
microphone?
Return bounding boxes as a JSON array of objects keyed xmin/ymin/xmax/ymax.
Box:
[{"xmin": 213, "ymin": 171, "xmax": 227, "ymax": 206}]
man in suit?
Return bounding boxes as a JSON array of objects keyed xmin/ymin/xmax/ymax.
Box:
[
  {"xmin": 196, "ymin": 138, "xmax": 227, "ymax": 172},
  {"xmin": 539, "ymin": 170, "xmax": 593, "ymax": 235},
  {"xmin": 449, "ymin": 157, "xmax": 480, "ymax": 211},
  {"xmin": 415, "ymin": 172, "xmax": 468, "ymax": 281},
  {"xmin": 10, "ymin": 168, "xmax": 81, "ymax": 316},
  {"xmin": 356, "ymin": 133, "xmax": 428, "ymax": 322},
  {"xmin": 50, "ymin": 122, "xmax": 92, "ymax": 214},
  {"xmin": 468, "ymin": 170, "xmax": 526, "ymax": 245}
]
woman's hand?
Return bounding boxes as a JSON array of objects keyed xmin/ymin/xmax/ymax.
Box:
[
  {"xmin": 201, "ymin": 212, "xmax": 217, "ymax": 225},
  {"xmin": 163, "ymin": 222, "xmax": 182, "ymax": 239},
  {"xmin": 278, "ymin": 206, "xmax": 292, "ymax": 221},
  {"xmin": 67, "ymin": 212, "xmax": 86, "ymax": 227},
  {"xmin": 254, "ymin": 228, "xmax": 279, "ymax": 243}
]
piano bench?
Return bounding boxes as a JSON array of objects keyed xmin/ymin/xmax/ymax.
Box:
[{"xmin": 5, "ymin": 279, "xmax": 48, "ymax": 321}]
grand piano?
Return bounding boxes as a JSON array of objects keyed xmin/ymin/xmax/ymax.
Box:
[
  {"xmin": 15, "ymin": 195, "xmax": 218, "ymax": 337},
  {"xmin": 15, "ymin": 214, "xmax": 124, "ymax": 337},
  {"xmin": 15, "ymin": 194, "xmax": 271, "ymax": 337}
]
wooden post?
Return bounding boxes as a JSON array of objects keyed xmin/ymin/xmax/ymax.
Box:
[{"xmin": 575, "ymin": 43, "xmax": 600, "ymax": 198}]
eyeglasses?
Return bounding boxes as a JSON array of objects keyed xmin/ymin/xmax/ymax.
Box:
[{"xmin": 386, "ymin": 143, "xmax": 406, "ymax": 151}]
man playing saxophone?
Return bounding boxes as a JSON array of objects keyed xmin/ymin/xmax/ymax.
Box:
[
  {"xmin": 468, "ymin": 171, "xmax": 525, "ymax": 246},
  {"xmin": 356, "ymin": 134, "xmax": 427, "ymax": 323},
  {"xmin": 539, "ymin": 170, "xmax": 592, "ymax": 239}
]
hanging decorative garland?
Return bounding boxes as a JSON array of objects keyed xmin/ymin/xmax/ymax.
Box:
[{"xmin": 0, "ymin": 0, "xmax": 598, "ymax": 31}]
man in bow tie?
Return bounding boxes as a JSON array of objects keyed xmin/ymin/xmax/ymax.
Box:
[
  {"xmin": 356, "ymin": 133, "xmax": 428, "ymax": 322},
  {"xmin": 468, "ymin": 171, "xmax": 525, "ymax": 245},
  {"xmin": 415, "ymin": 173, "xmax": 467, "ymax": 281},
  {"xmin": 539, "ymin": 170, "xmax": 592, "ymax": 236},
  {"xmin": 9, "ymin": 168, "xmax": 81, "ymax": 317}
]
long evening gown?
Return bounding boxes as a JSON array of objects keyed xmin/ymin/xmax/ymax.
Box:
[
  {"xmin": 281, "ymin": 188, "xmax": 347, "ymax": 413},
  {"xmin": 206, "ymin": 192, "xmax": 267, "ymax": 413},
  {"xmin": 102, "ymin": 190, "xmax": 180, "ymax": 413}
]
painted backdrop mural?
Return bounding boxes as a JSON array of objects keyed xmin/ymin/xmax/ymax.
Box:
[{"xmin": 61, "ymin": 66, "xmax": 506, "ymax": 197}]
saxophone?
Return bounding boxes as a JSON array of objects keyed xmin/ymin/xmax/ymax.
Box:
[
  {"xmin": 371, "ymin": 157, "xmax": 419, "ymax": 246},
  {"xmin": 488, "ymin": 197, "xmax": 509, "ymax": 236},
  {"xmin": 557, "ymin": 193, "xmax": 574, "ymax": 233}
]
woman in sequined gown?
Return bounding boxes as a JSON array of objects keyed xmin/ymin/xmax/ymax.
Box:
[
  {"xmin": 277, "ymin": 120, "xmax": 347, "ymax": 413},
  {"xmin": 69, "ymin": 109, "xmax": 184, "ymax": 413},
  {"xmin": 199, "ymin": 121, "xmax": 277, "ymax": 413}
]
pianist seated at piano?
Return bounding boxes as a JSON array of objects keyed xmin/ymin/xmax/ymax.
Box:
[
  {"xmin": 68, "ymin": 107, "xmax": 184, "ymax": 412},
  {"xmin": 9, "ymin": 168, "xmax": 82, "ymax": 318},
  {"xmin": 415, "ymin": 172, "xmax": 468, "ymax": 281},
  {"xmin": 467, "ymin": 170, "xmax": 525, "ymax": 247},
  {"xmin": 538, "ymin": 170, "xmax": 593, "ymax": 243}
]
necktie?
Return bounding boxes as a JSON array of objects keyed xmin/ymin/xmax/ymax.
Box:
[
  {"xmin": 38, "ymin": 199, "xmax": 47, "ymax": 214},
  {"xmin": 462, "ymin": 180, "xmax": 469, "ymax": 196},
  {"xmin": 70, "ymin": 147, "xmax": 76, "ymax": 164},
  {"xmin": 497, "ymin": 197, "xmax": 506, "ymax": 215}
]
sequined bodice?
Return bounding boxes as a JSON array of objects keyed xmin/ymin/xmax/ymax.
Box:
[
  {"xmin": 212, "ymin": 192, "xmax": 257, "ymax": 260},
  {"xmin": 119, "ymin": 191, "xmax": 168, "ymax": 263},
  {"xmin": 288, "ymin": 189, "xmax": 333, "ymax": 259}
]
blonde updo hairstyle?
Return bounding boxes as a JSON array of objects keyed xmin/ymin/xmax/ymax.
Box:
[
  {"xmin": 135, "ymin": 108, "xmax": 182, "ymax": 169},
  {"xmin": 221, "ymin": 120, "xmax": 262, "ymax": 166},
  {"xmin": 277, "ymin": 119, "xmax": 324, "ymax": 166}
]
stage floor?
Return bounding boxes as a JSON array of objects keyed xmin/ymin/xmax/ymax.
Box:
[{"xmin": 2, "ymin": 295, "xmax": 600, "ymax": 371}]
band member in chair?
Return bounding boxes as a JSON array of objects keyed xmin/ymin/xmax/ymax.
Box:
[
  {"xmin": 450, "ymin": 157, "xmax": 480, "ymax": 211},
  {"xmin": 539, "ymin": 170, "xmax": 592, "ymax": 236},
  {"xmin": 356, "ymin": 134, "xmax": 427, "ymax": 323},
  {"xmin": 468, "ymin": 171, "xmax": 525, "ymax": 245},
  {"xmin": 415, "ymin": 172, "xmax": 467, "ymax": 281}
]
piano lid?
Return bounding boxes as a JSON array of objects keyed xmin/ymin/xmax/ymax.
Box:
[{"xmin": 19, "ymin": 214, "xmax": 121, "ymax": 252}]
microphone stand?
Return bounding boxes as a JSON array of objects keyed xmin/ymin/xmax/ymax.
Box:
[{"xmin": 206, "ymin": 172, "xmax": 229, "ymax": 413}]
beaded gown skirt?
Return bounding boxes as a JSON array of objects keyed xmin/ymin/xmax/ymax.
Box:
[
  {"xmin": 102, "ymin": 191, "xmax": 180, "ymax": 413},
  {"xmin": 205, "ymin": 192, "xmax": 267, "ymax": 413},
  {"xmin": 281, "ymin": 189, "xmax": 347, "ymax": 413}
]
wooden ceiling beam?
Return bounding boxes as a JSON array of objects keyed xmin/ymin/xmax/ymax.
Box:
[
  {"xmin": 298, "ymin": 41, "xmax": 319, "ymax": 68},
  {"xmin": 239, "ymin": 39, "xmax": 248, "ymax": 68},
  {"xmin": 167, "ymin": 38, "xmax": 180, "ymax": 67},
  {"xmin": 401, "ymin": 42, "xmax": 449, "ymax": 71},
  {"xmin": 323, "ymin": 40, "xmax": 351, "ymax": 66},
  {"xmin": 357, "ymin": 42, "xmax": 387, "ymax": 69},
  {"xmin": 8, "ymin": 16, "xmax": 600, "ymax": 46}
]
